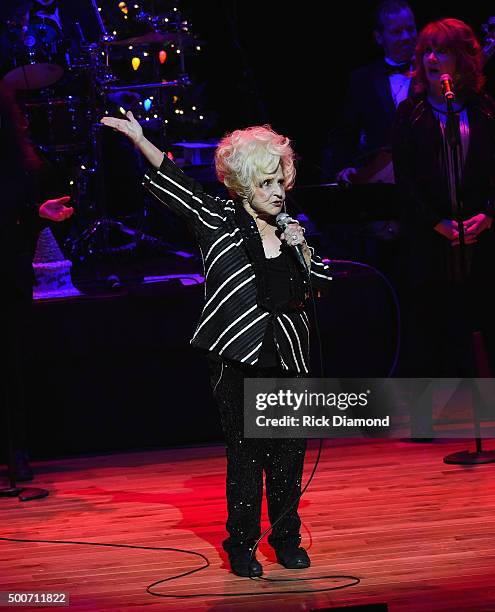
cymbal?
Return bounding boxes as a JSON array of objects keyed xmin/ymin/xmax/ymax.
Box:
[
  {"xmin": 106, "ymin": 30, "xmax": 199, "ymax": 47},
  {"xmin": 107, "ymin": 31, "xmax": 168, "ymax": 46},
  {"xmin": 3, "ymin": 63, "xmax": 64, "ymax": 90},
  {"xmin": 160, "ymin": 31, "xmax": 200, "ymax": 46}
]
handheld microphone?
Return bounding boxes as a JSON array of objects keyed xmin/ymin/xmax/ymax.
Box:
[
  {"xmin": 275, "ymin": 212, "xmax": 309, "ymax": 275},
  {"xmin": 440, "ymin": 73, "xmax": 455, "ymax": 101}
]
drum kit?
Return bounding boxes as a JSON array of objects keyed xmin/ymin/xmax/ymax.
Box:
[{"xmin": 1, "ymin": 0, "xmax": 201, "ymax": 260}]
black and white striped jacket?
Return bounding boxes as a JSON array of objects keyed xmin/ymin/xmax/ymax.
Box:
[{"xmin": 143, "ymin": 156, "xmax": 332, "ymax": 374}]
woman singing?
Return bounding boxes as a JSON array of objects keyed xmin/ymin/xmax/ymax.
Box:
[
  {"xmin": 100, "ymin": 114, "xmax": 332, "ymax": 576},
  {"xmin": 393, "ymin": 19, "xmax": 495, "ymax": 389}
]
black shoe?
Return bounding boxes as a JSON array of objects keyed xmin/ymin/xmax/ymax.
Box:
[
  {"xmin": 227, "ymin": 548, "xmax": 263, "ymax": 577},
  {"xmin": 14, "ymin": 451, "xmax": 34, "ymax": 482},
  {"xmin": 275, "ymin": 545, "xmax": 311, "ymax": 569}
]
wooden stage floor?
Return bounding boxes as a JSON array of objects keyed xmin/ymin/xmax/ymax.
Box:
[{"xmin": 1, "ymin": 439, "xmax": 495, "ymax": 611}]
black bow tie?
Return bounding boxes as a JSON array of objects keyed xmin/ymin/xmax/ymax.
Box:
[{"xmin": 385, "ymin": 62, "xmax": 411, "ymax": 76}]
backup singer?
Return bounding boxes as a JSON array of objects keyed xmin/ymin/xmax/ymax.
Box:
[
  {"xmin": 393, "ymin": 18, "xmax": 495, "ymax": 388},
  {"xmin": 101, "ymin": 113, "xmax": 333, "ymax": 577}
]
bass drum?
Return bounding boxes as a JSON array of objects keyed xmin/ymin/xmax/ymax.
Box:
[{"xmin": 2, "ymin": 22, "xmax": 64, "ymax": 90}]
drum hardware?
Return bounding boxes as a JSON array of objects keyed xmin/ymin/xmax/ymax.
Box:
[
  {"xmin": 106, "ymin": 75, "xmax": 191, "ymax": 92},
  {"xmin": 2, "ymin": 0, "xmax": 198, "ymax": 265},
  {"xmin": 3, "ymin": 21, "xmax": 65, "ymax": 90},
  {"xmin": 63, "ymin": 62, "xmax": 174, "ymax": 263},
  {"xmin": 106, "ymin": 90, "xmax": 142, "ymax": 107},
  {"xmin": 89, "ymin": 0, "xmax": 114, "ymax": 43},
  {"xmin": 62, "ymin": 39, "xmax": 126, "ymax": 263},
  {"xmin": 109, "ymin": 6, "xmax": 199, "ymax": 48},
  {"xmin": 105, "ymin": 30, "xmax": 199, "ymax": 48},
  {"xmin": 104, "ymin": 31, "xmax": 168, "ymax": 46}
]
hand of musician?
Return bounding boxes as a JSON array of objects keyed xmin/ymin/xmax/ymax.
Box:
[
  {"xmin": 100, "ymin": 110, "xmax": 144, "ymax": 145},
  {"xmin": 39, "ymin": 196, "xmax": 74, "ymax": 222},
  {"xmin": 336, "ymin": 167, "xmax": 357, "ymax": 184},
  {"xmin": 461, "ymin": 213, "xmax": 492, "ymax": 243}
]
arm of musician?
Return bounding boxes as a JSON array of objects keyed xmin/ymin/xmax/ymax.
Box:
[{"xmin": 101, "ymin": 112, "xmax": 225, "ymax": 231}]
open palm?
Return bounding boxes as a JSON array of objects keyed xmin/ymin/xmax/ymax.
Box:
[{"xmin": 100, "ymin": 110, "xmax": 143, "ymax": 145}]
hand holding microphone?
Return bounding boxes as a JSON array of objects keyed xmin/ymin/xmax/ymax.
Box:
[{"xmin": 276, "ymin": 212, "xmax": 310, "ymax": 274}]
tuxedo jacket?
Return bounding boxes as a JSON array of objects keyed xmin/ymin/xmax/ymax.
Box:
[
  {"xmin": 334, "ymin": 59, "xmax": 406, "ymax": 170},
  {"xmin": 143, "ymin": 156, "xmax": 333, "ymax": 374}
]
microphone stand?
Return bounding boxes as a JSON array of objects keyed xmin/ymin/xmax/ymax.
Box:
[{"xmin": 442, "ymin": 91, "xmax": 495, "ymax": 465}]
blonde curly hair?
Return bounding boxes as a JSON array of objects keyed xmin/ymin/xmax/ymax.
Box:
[{"xmin": 214, "ymin": 125, "xmax": 296, "ymax": 202}]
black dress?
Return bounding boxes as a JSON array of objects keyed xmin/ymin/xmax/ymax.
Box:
[{"xmin": 392, "ymin": 93, "xmax": 495, "ymax": 377}]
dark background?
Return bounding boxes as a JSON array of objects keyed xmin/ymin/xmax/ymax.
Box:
[{"xmin": 6, "ymin": 1, "xmax": 495, "ymax": 460}]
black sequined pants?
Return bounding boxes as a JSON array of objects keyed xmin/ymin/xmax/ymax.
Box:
[{"xmin": 209, "ymin": 358, "xmax": 307, "ymax": 553}]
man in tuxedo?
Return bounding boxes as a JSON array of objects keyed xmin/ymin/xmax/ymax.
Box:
[
  {"xmin": 333, "ymin": 0, "xmax": 417, "ymax": 183},
  {"xmin": 318, "ymin": 1, "xmax": 417, "ymax": 276}
]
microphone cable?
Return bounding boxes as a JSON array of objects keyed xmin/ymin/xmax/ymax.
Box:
[
  {"xmin": 241, "ymin": 254, "xmax": 361, "ymax": 590},
  {"xmin": 245, "ymin": 255, "xmax": 401, "ymax": 584}
]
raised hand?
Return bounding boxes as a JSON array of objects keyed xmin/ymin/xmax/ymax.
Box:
[
  {"xmin": 39, "ymin": 196, "xmax": 74, "ymax": 222},
  {"xmin": 100, "ymin": 110, "xmax": 143, "ymax": 145},
  {"xmin": 101, "ymin": 110, "xmax": 164, "ymax": 168}
]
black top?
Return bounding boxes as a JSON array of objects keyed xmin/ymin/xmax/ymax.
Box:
[
  {"xmin": 257, "ymin": 250, "xmax": 294, "ymax": 368},
  {"xmin": 265, "ymin": 250, "xmax": 294, "ymax": 310}
]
